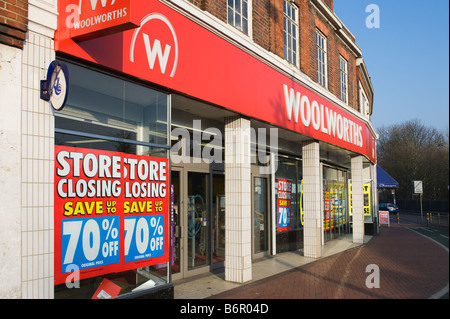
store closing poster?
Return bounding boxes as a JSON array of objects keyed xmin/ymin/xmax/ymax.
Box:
[
  {"xmin": 277, "ymin": 179, "xmax": 292, "ymax": 231},
  {"xmin": 54, "ymin": 146, "xmax": 169, "ymax": 285}
]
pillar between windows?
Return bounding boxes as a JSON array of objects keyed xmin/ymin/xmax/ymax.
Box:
[
  {"xmin": 302, "ymin": 141, "xmax": 322, "ymax": 258},
  {"xmin": 224, "ymin": 116, "xmax": 252, "ymax": 283},
  {"xmin": 351, "ymin": 156, "xmax": 365, "ymax": 244}
]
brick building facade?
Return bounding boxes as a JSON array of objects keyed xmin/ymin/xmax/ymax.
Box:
[{"xmin": 0, "ymin": 0, "xmax": 28, "ymax": 49}]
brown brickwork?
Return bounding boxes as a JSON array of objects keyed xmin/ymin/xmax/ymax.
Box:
[
  {"xmin": 252, "ymin": 0, "xmax": 271, "ymax": 51},
  {"xmin": 187, "ymin": 0, "xmax": 227, "ymax": 22},
  {"xmin": 0, "ymin": 0, "xmax": 28, "ymax": 49}
]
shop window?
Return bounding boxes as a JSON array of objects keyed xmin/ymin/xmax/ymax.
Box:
[
  {"xmin": 54, "ymin": 61, "xmax": 171, "ymax": 299},
  {"xmin": 348, "ymin": 180, "xmax": 373, "ymax": 222},
  {"xmin": 55, "ymin": 63, "xmax": 168, "ymax": 155},
  {"xmin": 275, "ymin": 157, "xmax": 303, "ymax": 253}
]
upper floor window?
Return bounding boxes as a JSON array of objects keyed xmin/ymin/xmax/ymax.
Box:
[
  {"xmin": 283, "ymin": 1, "xmax": 298, "ymax": 66},
  {"xmin": 339, "ymin": 56, "xmax": 348, "ymax": 103},
  {"xmin": 316, "ymin": 30, "xmax": 327, "ymax": 87},
  {"xmin": 359, "ymin": 82, "xmax": 370, "ymax": 118},
  {"xmin": 227, "ymin": 0, "xmax": 249, "ymax": 35}
]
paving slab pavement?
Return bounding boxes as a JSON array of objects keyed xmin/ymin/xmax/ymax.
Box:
[
  {"xmin": 207, "ymin": 225, "xmax": 449, "ymax": 299},
  {"xmin": 174, "ymin": 233, "xmax": 371, "ymax": 299}
]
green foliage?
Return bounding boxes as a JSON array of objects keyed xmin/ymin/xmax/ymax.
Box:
[{"xmin": 377, "ymin": 119, "xmax": 449, "ymax": 200}]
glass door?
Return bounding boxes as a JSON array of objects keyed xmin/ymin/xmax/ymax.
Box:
[
  {"xmin": 171, "ymin": 167, "xmax": 224, "ymax": 280},
  {"xmin": 323, "ymin": 179, "xmax": 332, "ymax": 242},
  {"xmin": 323, "ymin": 166, "xmax": 348, "ymax": 242},
  {"xmin": 212, "ymin": 174, "xmax": 225, "ymax": 264},
  {"xmin": 187, "ymin": 172, "xmax": 210, "ymax": 270},
  {"xmin": 171, "ymin": 170, "xmax": 181, "ymax": 276},
  {"xmin": 253, "ymin": 176, "xmax": 269, "ymax": 256}
]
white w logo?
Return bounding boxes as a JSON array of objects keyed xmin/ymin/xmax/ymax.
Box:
[
  {"xmin": 142, "ymin": 34, "xmax": 171, "ymax": 74},
  {"xmin": 77, "ymin": 0, "xmax": 115, "ymax": 13},
  {"xmin": 130, "ymin": 13, "xmax": 179, "ymax": 78}
]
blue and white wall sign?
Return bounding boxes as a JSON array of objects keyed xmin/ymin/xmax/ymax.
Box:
[{"xmin": 40, "ymin": 60, "xmax": 69, "ymax": 111}]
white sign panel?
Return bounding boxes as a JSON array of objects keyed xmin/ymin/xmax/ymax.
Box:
[{"xmin": 412, "ymin": 180, "xmax": 423, "ymax": 194}]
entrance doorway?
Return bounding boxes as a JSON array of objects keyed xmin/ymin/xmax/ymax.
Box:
[
  {"xmin": 322, "ymin": 166, "xmax": 348, "ymax": 242},
  {"xmin": 252, "ymin": 163, "xmax": 271, "ymax": 259},
  {"xmin": 171, "ymin": 167, "xmax": 225, "ymax": 280},
  {"xmin": 253, "ymin": 176, "xmax": 269, "ymax": 257}
]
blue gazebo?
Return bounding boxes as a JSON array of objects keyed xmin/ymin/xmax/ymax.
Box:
[
  {"xmin": 377, "ymin": 166, "xmax": 399, "ymax": 205},
  {"xmin": 377, "ymin": 166, "xmax": 399, "ymax": 188}
]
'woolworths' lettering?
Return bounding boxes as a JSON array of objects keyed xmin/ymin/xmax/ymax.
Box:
[{"xmin": 283, "ymin": 84, "xmax": 363, "ymax": 148}]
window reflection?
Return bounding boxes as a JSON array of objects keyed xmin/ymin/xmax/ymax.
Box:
[
  {"xmin": 55, "ymin": 62, "xmax": 168, "ymax": 149},
  {"xmin": 54, "ymin": 62, "xmax": 169, "ymax": 299}
]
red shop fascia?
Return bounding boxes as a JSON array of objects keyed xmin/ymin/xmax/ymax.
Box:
[{"xmin": 55, "ymin": 0, "xmax": 377, "ymax": 164}]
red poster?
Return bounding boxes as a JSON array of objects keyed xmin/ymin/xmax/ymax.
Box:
[
  {"xmin": 323, "ymin": 190, "xmax": 331, "ymax": 231},
  {"xmin": 54, "ymin": 146, "xmax": 169, "ymax": 285},
  {"xmin": 379, "ymin": 210, "xmax": 390, "ymax": 226},
  {"xmin": 277, "ymin": 179, "xmax": 292, "ymax": 231}
]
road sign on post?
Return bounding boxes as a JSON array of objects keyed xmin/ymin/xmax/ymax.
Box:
[{"xmin": 412, "ymin": 181, "xmax": 424, "ymax": 223}]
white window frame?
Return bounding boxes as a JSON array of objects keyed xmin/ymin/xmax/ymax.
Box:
[
  {"xmin": 316, "ymin": 29, "xmax": 327, "ymax": 88},
  {"xmin": 339, "ymin": 56, "xmax": 348, "ymax": 104},
  {"xmin": 359, "ymin": 81, "xmax": 370, "ymax": 118},
  {"xmin": 227, "ymin": 0, "xmax": 251, "ymax": 36},
  {"xmin": 283, "ymin": 1, "xmax": 299, "ymax": 67}
]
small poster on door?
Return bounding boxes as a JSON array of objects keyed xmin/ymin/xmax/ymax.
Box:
[{"xmin": 277, "ymin": 179, "xmax": 292, "ymax": 231}]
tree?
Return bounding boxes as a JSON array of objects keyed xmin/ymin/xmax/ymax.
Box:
[{"xmin": 377, "ymin": 119, "xmax": 449, "ymax": 201}]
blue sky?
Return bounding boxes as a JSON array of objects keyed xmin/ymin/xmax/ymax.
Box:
[{"xmin": 333, "ymin": 0, "xmax": 449, "ymax": 133}]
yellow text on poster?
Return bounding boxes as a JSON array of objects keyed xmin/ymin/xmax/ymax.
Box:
[{"xmin": 349, "ymin": 183, "xmax": 371, "ymax": 217}]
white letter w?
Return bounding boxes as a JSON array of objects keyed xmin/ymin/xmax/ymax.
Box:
[
  {"xmin": 143, "ymin": 33, "xmax": 172, "ymax": 75},
  {"xmin": 283, "ymin": 84, "xmax": 300, "ymax": 123},
  {"xmin": 89, "ymin": 0, "xmax": 109, "ymax": 11}
]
